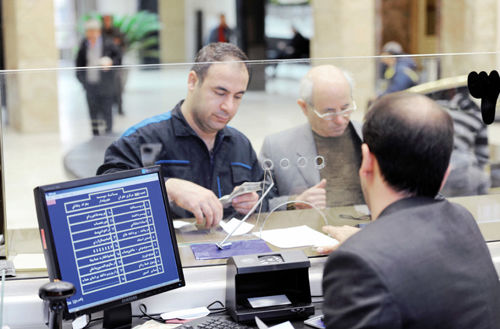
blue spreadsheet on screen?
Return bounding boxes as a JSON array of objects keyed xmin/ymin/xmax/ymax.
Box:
[{"xmin": 34, "ymin": 166, "xmax": 185, "ymax": 327}]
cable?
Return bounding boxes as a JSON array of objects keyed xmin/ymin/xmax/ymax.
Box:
[
  {"xmin": 138, "ymin": 303, "xmax": 165, "ymax": 323},
  {"xmin": 207, "ymin": 300, "xmax": 225, "ymax": 310}
]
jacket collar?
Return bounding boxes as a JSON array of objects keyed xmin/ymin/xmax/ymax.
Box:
[
  {"xmin": 171, "ymin": 100, "xmax": 233, "ymax": 141},
  {"xmin": 377, "ymin": 196, "xmax": 444, "ymax": 219}
]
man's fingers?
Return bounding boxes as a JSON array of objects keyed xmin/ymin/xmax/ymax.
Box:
[
  {"xmin": 322, "ymin": 225, "xmax": 337, "ymax": 236},
  {"xmin": 233, "ymin": 192, "xmax": 258, "ymax": 203},
  {"xmin": 192, "ymin": 207, "xmax": 205, "ymax": 226},
  {"xmin": 232, "ymin": 192, "xmax": 259, "ymax": 214},
  {"xmin": 316, "ymin": 244, "xmax": 339, "ymax": 254},
  {"xmin": 199, "ymin": 202, "xmax": 214, "ymax": 227},
  {"xmin": 315, "ymin": 178, "xmax": 327, "ymax": 189},
  {"xmin": 210, "ymin": 198, "xmax": 223, "ymax": 226},
  {"xmin": 322, "ymin": 225, "xmax": 360, "ymax": 243}
]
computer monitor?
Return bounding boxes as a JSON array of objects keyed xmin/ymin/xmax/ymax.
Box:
[{"xmin": 34, "ymin": 166, "xmax": 185, "ymax": 328}]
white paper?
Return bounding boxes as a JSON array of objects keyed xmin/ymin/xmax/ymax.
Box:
[
  {"xmin": 220, "ymin": 218, "xmax": 254, "ymax": 236},
  {"xmin": 12, "ymin": 253, "xmax": 46, "ymax": 270},
  {"xmin": 255, "ymin": 316, "xmax": 295, "ymax": 329},
  {"xmin": 248, "ymin": 294, "xmax": 291, "ymax": 308},
  {"xmin": 254, "ymin": 225, "xmax": 338, "ymax": 249},
  {"xmin": 135, "ymin": 320, "xmax": 180, "ymax": 329},
  {"xmin": 160, "ymin": 306, "xmax": 210, "ymax": 320},
  {"xmin": 270, "ymin": 322, "xmax": 295, "ymax": 329},
  {"xmin": 72, "ymin": 315, "xmax": 89, "ymax": 329},
  {"xmin": 354, "ymin": 204, "xmax": 370, "ymax": 215},
  {"xmin": 173, "ymin": 220, "xmax": 195, "ymax": 230}
]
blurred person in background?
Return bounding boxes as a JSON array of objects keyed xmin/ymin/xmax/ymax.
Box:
[
  {"xmin": 378, "ymin": 41, "xmax": 419, "ymax": 96},
  {"xmin": 101, "ymin": 14, "xmax": 126, "ymax": 116},
  {"xmin": 434, "ymin": 87, "xmax": 491, "ymax": 196},
  {"xmin": 76, "ymin": 19, "xmax": 122, "ymax": 136},
  {"xmin": 208, "ymin": 13, "xmax": 234, "ymax": 44}
]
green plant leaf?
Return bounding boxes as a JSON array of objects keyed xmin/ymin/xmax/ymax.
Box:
[{"xmin": 79, "ymin": 10, "xmax": 161, "ymax": 57}]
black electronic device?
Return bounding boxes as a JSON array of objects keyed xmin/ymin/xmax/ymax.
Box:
[
  {"xmin": 39, "ymin": 281, "xmax": 76, "ymax": 329},
  {"xmin": 226, "ymin": 250, "xmax": 314, "ymax": 323},
  {"xmin": 34, "ymin": 166, "xmax": 185, "ymax": 329}
]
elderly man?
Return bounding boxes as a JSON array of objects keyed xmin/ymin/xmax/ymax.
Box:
[
  {"xmin": 322, "ymin": 92, "xmax": 500, "ymax": 328},
  {"xmin": 260, "ymin": 65, "xmax": 363, "ymax": 210},
  {"xmin": 97, "ymin": 43, "xmax": 262, "ymax": 228},
  {"xmin": 76, "ymin": 19, "xmax": 121, "ymax": 135}
]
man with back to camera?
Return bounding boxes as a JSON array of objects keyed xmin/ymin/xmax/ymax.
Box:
[
  {"xmin": 321, "ymin": 92, "xmax": 500, "ymax": 328},
  {"xmin": 97, "ymin": 43, "xmax": 262, "ymax": 228},
  {"xmin": 259, "ymin": 65, "xmax": 363, "ymax": 210}
]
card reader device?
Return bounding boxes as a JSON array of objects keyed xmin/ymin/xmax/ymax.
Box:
[{"xmin": 225, "ymin": 250, "xmax": 314, "ymax": 323}]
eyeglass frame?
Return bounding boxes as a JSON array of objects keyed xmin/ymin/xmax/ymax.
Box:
[{"xmin": 310, "ymin": 101, "xmax": 357, "ymax": 119}]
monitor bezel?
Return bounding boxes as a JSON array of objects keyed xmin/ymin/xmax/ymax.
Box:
[{"xmin": 34, "ymin": 166, "xmax": 185, "ymax": 320}]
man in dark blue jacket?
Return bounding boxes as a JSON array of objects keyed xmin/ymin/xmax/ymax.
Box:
[{"xmin": 97, "ymin": 43, "xmax": 263, "ymax": 227}]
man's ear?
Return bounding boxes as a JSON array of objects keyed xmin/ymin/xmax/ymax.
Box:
[
  {"xmin": 187, "ymin": 71, "xmax": 198, "ymax": 90},
  {"xmin": 359, "ymin": 143, "xmax": 375, "ymax": 177},
  {"xmin": 297, "ymin": 98, "xmax": 309, "ymax": 116},
  {"xmin": 439, "ymin": 165, "xmax": 451, "ymax": 192}
]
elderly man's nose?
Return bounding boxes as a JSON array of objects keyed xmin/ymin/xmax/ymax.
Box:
[{"xmin": 333, "ymin": 115, "xmax": 345, "ymax": 124}]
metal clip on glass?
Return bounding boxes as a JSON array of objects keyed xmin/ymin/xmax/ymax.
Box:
[{"xmin": 217, "ymin": 173, "xmax": 274, "ymax": 250}]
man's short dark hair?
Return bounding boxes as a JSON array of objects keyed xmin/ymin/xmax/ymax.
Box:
[
  {"xmin": 363, "ymin": 92, "xmax": 454, "ymax": 198},
  {"xmin": 191, "ymin": 42, "xmax": 250, "ymax": 83}
]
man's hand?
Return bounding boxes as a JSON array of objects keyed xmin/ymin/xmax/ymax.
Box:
[
  {"xmin": 316, "ymin": 225, "xmax": 360, "ymax": 254},
  {"xmin": 232, "ymin": 191, "xmax": 259, "ymax": 214},
  {"xmin": 165, "ymin": 178, "xmax": 222, "ymax": 228},
  {"xmin": 295, "ymin": 179, "xmax": 327, "ymax": 209},
  {"xmin": 100, "ymin": 56, "xmax": 113, "ymax": 71}
]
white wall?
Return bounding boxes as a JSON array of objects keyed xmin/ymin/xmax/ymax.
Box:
[
  {"xmin": 184, "ymin": 0, "xmax": 237, "ymax": 61},
  {"xmin": 96, "ymin": 0, "xmax": 138, "ymax": 16}
]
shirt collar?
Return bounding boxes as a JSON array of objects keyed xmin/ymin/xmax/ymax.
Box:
[{"xmin": 171, "ymin": 100, "xmax": 234, "ymax": 141}]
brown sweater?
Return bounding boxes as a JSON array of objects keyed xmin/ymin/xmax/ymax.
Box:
[{"xmin": 313, "ymin": 125, "xmax": 364, "ymax": 207}]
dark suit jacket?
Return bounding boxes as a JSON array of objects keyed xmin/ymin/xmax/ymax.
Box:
[
  {"xmin": 322, "ymin": 197, "xmax": 500, "ymax": 329},
  {"xmin": 75, "ymin": 37, "xmax": 122, "ymax": 96}
]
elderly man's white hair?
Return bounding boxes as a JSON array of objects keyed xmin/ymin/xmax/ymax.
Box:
[
  {"xmin": 299, "ymin": 65, "xmax": 355, "ymax": 105},
  {"xmin": 85, "ymin": 19, "xmax": 102, "ymax": 31}
]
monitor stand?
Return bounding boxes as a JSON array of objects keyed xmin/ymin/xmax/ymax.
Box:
[{"xmin": 103, "ymin": 304, "xmax": 132, "ymax": 329}]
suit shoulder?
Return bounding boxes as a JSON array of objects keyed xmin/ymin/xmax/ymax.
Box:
[{"xmin": 263, "ymin": 124, "xmax": 311, "ymax": 145}]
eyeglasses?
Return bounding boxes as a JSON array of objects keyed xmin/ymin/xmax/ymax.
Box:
[{"xmin": 312, "ymin": 101, "xmax": 357, "ymax": 120}]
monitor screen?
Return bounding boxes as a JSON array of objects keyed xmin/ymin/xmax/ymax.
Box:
[{"xmin": 34, "ymin": 166, "xmax": 185, "ymax": 325}]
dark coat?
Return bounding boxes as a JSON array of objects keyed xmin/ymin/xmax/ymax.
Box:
[
  {"xmin": 75, "ymin": 37, "xmax": 122, "ymax": 96},
  {"xmin": 322, "ymin": 196, "xmax": 500, "ymax": 329}
]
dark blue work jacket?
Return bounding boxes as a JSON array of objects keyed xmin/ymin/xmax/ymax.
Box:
[{"xmin": 97, "ymin": 101, "xmax": 267, "ymax": 218}]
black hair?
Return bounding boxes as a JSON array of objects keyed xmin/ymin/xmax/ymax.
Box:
[
  {"xmin": 191, "ymin": 42, "xmax": 250, "ymax": 83},
  {"xmin": 363, "ymin": 92, "xmax": 454, "ymax": 198}
]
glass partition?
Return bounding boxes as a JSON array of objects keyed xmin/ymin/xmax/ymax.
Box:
[{"xmin": 2, "ymin": 52, "xmax": 500, "ymax": 275}]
